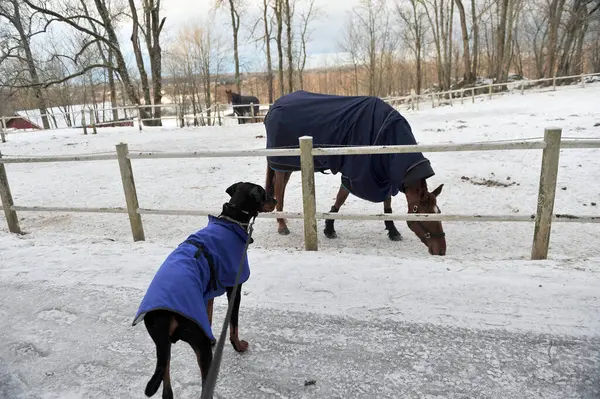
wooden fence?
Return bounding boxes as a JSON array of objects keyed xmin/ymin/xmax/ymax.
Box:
[
  {"xmin": 2, "ymin": 73, "xmax": 599, "ymax": 141},
  {"xmin": 1, "ymin": 128, "xmax": 599, "ymax": 259}
]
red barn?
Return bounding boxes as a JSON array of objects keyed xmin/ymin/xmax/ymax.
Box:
[{"xmin": 4, "ymin": 114, "xmax": 42, "ymax": 130}]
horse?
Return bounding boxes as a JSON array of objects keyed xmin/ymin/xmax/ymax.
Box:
[
  {"xmin": 263, "ymin": 90, "xmax": 446, "ymax": 256},
  {"xmin": 225, "ymin": 89, "xmax": 260, "ymax": 124}
]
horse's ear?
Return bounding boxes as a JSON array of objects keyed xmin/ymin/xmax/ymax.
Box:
[
  {"xmin": 226, "ymin": 182, "xmax": 241, "ymax": 197},
  {"xmin": 432, "ymin": 184, "xmax": 444, "ymax": 197}
]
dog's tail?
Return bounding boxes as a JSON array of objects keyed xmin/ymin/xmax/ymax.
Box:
[
  {"xmin": 265, "ymin": 163, "xmax": 275, "ymax": 197},
  {"xmin": 144, "ymin": 316, "xmax": 172, "ymax": 397}
]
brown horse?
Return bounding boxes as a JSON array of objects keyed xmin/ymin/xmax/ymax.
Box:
[
  {"xmin": 263, "ymin": 90, "xmax": 446, "ymax": 256},
  {"xmin": 265, "ymin": 168, "xmax": 446, "ymax": 256}
]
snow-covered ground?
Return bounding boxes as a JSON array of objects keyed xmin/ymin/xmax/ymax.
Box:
[{"xmin": 1, "ymin": 84, "xmax": 599, "ymax": 398}]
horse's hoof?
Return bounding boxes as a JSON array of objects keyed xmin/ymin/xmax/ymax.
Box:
[
  {"xmin": 388, "ymin": 231, "xmax": 402, "ymax": 241},
  {"xmin": 278, "ymin": 227, "xmax": 290, "ymax": 235},
  {"xmin": 324, "ymin": 229, "xmax": 337, "ymax": 239}
]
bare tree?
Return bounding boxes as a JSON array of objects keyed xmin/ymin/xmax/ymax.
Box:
[
  {"xmin": 295, "ymin": 0, "xmax": 319, "ymax": 90},
  {"xmin": 342, "ymin": 0, "xmax": 394, "ymax": 96},
  {"xmin": 0, "ymin": 0, "xmax": 50, "ymax": 128},
  {"xmin": 545, "ymin": 0, "xmax": 568, "ymax": 77},
  {"xmin": 284, "ymin": 0, "xmax": 293, "ymax": 93},
  {"xmin": 421, "ymin": 0, "xmax": 455, "ymax": 90},
  {"xmin": 127, "ymin": 0, "xmax": 165, "ymax": 126},
  {"xmin": 397, "ymin": 0, "xmax": 429, "ymax": 93},
  {"xmin": 263, "ymin": 0, "xmax": 275, "ymax": 101},
  {"xmin": 19, "ymin": 0, "xmax": 159, "ymax": 124},
  {"xmin": 273, "ymin": 0, "xmax": 285, "ymax": 96},
  {"xmin": 216, "ymin": 0, "xmax": 242, "ymax": 93},
  {"xmin": 339, "ymin": 17, "xmax": 361, "ymax": 95}
]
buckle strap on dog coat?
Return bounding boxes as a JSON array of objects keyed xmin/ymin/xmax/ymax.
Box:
[{"xmin": 182, "ymin": 240, "xmax": 219, "ymax": 292}]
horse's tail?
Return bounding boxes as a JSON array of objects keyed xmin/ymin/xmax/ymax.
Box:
[{"xmin": 265, "ymin": 164, "xmax": 275, "ymax": 197}]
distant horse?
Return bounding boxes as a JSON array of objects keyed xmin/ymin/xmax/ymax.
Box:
[
  {"xmin": 264, "ymin": 90, "xmax": 446, "ymax": 256},
  {"xmin": 225, "ymin": 89, "xmax": 260, "ymax": 124}
]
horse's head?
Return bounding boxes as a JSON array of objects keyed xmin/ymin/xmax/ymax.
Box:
[
  {"xmin": 225, "ymin": 89, "xmax": 233, "ymax": 103},
  {"xmin": 404, "ymin": 181, "xmax": 446, "ymax": 256}
]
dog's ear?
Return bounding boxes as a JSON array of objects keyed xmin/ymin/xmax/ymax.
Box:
[
  {"xmin": 226, "ymin": 182, "xmax": 241, "ymax": 197},
  {"xmin": 249, "ymin": 186, "xmax": 266, "ymax": 203}
]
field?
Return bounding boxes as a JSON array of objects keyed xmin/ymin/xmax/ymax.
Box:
[{"xmin": 1, "ymin": 84, "xmax": 599, "ymax": 398}]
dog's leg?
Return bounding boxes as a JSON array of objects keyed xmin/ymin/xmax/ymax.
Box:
[
  {"xmin": 383, "ymin": 196, "xmax": 402, "ymax": 241},
  {"xmin": 180, "ymin": 323, "xmax": 214, "ymax": 398},
  {"xmin": 195, "ymin": 340, "xmax": 214, "ymax": 398},
  {"xmin": 143, "ymin": 312, "xmax": 174, "ymax": 399},
  {"xmin": 274, "ymin": 171, "xmax": 292, "ymax": 235},
  {"xmin": 207, "ymin": 298, "xmax": 214, "ymax": 326},
  {"xmin": 162, "ymin": 354, "xmax": 173, "ymax": 399},
  {"xmin": 324, "ymin": 185, "xmax": 350, "ymax": 238},
  {"xmin": 226, "ymin": 285, "xmax": 248, "ymax": 352},
  {"xmin": 206, "ymin": 298, "xmax": 216, "ymax": 347}
]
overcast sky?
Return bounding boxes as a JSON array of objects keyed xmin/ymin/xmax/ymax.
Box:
[{"xmin": 149, "ymin": 0, "xmax": 361, "ymax": 72}]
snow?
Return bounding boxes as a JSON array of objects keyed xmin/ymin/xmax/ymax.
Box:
[{"xmin": 1, "ymin": 83, "xmax": 600, "ymax": 398}]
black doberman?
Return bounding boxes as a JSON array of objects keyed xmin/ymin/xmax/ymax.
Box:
[{"xmin": 134, "ymin": 182, "xmax": 276, "ymax": 398}]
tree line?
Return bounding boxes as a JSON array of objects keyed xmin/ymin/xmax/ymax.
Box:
[{"xmin": 1, "ymin": 0, "xmax": 599, "ymax": 129}]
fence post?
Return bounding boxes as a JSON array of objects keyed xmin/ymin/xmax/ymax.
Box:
[
  {"xmin": 250, "ymin": 102, "xmax": 255, "ymax": 123},
  {"xmin": 137, "ymin": 105, "xmax": 143, "ymax": 131},
  {"xmin": 81, "ymin": 109, "xmax": 88, "ymax": 135},
  {"xmin": 116, "ymin": 143, "xmax": 145, "ymax": 242},
  {"xmin": 1, "ymin": 117, "xmax": 6, "ymax": 143},
  {"xmin": 521, "ymin": 81, "xmax": 525, "ymax": 95},
  {"xmin": 531, "ymin": 128, "xmax": 562, "ymax": 260},
  {"xmin": 581, "ymin": 73, "xmax": 585, "ymax": 88},
  {"xmin": 552, "ymin": 75, "xmax": 556, "ymax": 91},
  {"xmin": 471, "ymin": 87, "xmax": 475, "ymax": 103},
  {"xmin": 488, "ymin": 83, "xmax": 492, "ymax": 99},
  {"xmin": 90, "ymin": 109, "xmax": 98, "ymax": 135},
  {"xmin": 0, "ymin": 151, "xmax": 21, "ymax": 234},
  {"xmin": 299, "ymin": 136, "xmax": 318, "ymax": 251}
]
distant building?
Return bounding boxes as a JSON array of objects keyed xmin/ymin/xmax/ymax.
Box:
[{"xmin": 4, "ymin": 114, "xmax": 42, "ymax": 130}]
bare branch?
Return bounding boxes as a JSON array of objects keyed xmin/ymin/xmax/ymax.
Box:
[
  {"xmin": 1, "ymin": 63, "xmax": 117, "ymax": 89},
  {"xmin": 20, "ymin": 0, "xmax": 119, "ymax": 53}
]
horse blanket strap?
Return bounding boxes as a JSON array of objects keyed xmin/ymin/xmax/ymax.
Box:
[{"xmin": 183, "ymin": 240, "xmax": 218, "ymax": 292}]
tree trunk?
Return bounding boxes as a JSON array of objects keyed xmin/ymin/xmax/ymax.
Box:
[
  {"xmin": 455, "ymin": 0, "xmax": 474, "ymax": 83},
  {"xmin": 471, "ymin": 0, "xmax": 479, "ymax": 80},
  {"xmin": 557, "ymin": 0, "xmax": 584, "ymax": 77},
  {"xmin": 128, "ymin": 0, "xmax": 153, "ymax": 123},
  {"xmin": 546, "ymin": 0, "xmax": 568, "ymax": 77},
  {"xmin": 285, "ymin": 0, "xmax": 293, "ymax": 93},
  {"xmin": 228, "ymin": 0, "xmax": 241, "ymax": 93},
  {"xmin": 495, "ymin": 0, "xmax": 509, "ymax": 82},
  {"xmin": 263, "ymin": 0, "xmax": 274, "ymax": 102},
  {"xmin": 143, "ymin": 0, "xmax": 165, "ymax": 126},
  {"xmin": 274, "ymin": 0, "xmax": 284, "ymax": 96},
  {"xmin": 10, "ymin": 0, "xmax": 50, "ymax": 129},
  {"xmin": 107, "ymin": 50, "xmax": 119, "ymax": 121}
]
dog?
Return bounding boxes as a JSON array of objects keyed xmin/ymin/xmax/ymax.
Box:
[{"xmin": 132, "ymin": 182, "xmax": 277, "ymax": 398}]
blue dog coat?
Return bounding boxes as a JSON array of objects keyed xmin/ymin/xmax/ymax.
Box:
[{"xmin": 132, "ymin": 215, "xmax": 251, "ymax": 342}]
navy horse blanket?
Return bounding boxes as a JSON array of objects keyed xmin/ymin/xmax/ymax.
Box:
[
  {"xmin": 264, "ymin": 90, "xmax": 434, "ymax": 203},
  {"xmin": 132, "ymin": 216, "xmax": 251, "ymax": 342}
]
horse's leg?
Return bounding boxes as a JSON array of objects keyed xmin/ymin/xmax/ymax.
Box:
[
  {"xmin": 274, "ymin": 171, "xmax": 292, "ymax": 235},
  {"xmin": 324, "ymin": 185, "xmax": 350, "ymax": 239},
  {"xmin": 384, "ymin": 196, "xmax": 402, "ymax": 241}
]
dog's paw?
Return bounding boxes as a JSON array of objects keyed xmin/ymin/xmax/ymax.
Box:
[{"xmin": 230, "ymin": 338, "xmax": 249, "ymax": 353}]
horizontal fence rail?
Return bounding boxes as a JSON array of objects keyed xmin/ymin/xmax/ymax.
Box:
[
  {"xmin": 2, "ymin": 73, "xmax": 599, "ymax": 139},
  {"xmin": 0, "ymin": 128, "xmax": 599, "ymax": 259},
  {"xmin": 8, "ymin": 206, "xmax": 599, "ymax": 223}
]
